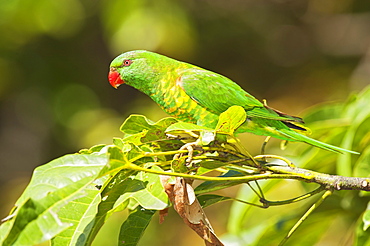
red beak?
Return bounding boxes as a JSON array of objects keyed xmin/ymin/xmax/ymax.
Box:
[{"xmin": 108, "ymin": 67, "xmax": 124, "ymax": 89}]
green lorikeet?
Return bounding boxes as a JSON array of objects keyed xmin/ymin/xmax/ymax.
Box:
[{"xmin": 108, "ymin": 50, "xmax": 357, "ymax": 154}]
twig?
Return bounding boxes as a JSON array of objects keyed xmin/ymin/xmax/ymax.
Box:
[
  {"xmin": 261, "ymin": 186, "xmax": 326, "ymax": 206},
  {"xmin": 278, "ymin": 190, "xmax": 333, "ymax": 246}
]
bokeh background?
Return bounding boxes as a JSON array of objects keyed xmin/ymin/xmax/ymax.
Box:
[{"xmin": 1, "ymin": 0, "xmax": 370, "ymax": 245}]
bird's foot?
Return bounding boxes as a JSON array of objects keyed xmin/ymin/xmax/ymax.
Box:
[{"xmin": 174, "ymin": 142, "xmax": 201, "ymax": 165}]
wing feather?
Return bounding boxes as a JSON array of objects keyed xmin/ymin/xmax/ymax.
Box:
[{"xmin": 178, "ymin": 68, "xmax": 301, "ymax": 122}]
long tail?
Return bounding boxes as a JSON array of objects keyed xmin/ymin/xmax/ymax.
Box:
[{"xmin": 277, "ymin": 128, "xmax": 359, "ymax": 154}]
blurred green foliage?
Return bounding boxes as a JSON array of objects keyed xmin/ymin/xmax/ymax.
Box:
[
  {"xmin": 225, "ymin": 85, "xmax": 370, "ymax": 246},
  {"xmin": 0, "ymin": 0, "xmax": 370, "ymax": 245}
]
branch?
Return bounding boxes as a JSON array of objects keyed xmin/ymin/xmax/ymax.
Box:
[
  {"xmin": 122, "ymin": 150, "xmax": 370, "ymax": 192},
  {"xmin": 265, "ymin": 164, "xmax": 370, "ymax": 191}
]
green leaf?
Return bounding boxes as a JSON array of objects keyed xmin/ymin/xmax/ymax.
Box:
[
  {"xmin": 343, "ymin": 85, "xmax": 370, "ymax": 125},
  {"xmin": 79, "ymin": 144, "xmax": 107, "ymax": 154},
  {"xmin": 119, "ymin": 115, "xmax": 178, "ymax": 147},
  {"xmin": 1, "ymin": 175, "xmax": 100, "ymax": 246},
  {"xmin": 50, "ymin": 183, "xmax": 104, "ymax": 246},
  {"xmin": 0, "ymin": 146, "xmax": 129, "ymax": 246},
  {"xmin": 194, "ymin": 170, "xmax": 245, "ymax": 194},
  {"xmin": 118, "ymin": 206, "xmax": 156, "ymax": 246},
  {"xmin": 82, "ymin": 170, "xmax": 134, "ymax": 246},
  {"xmin": 196, "ymin": 160, "xmax": 228, "ymax": 176},
  {"xmin": 197, "ymin": 194, "xmax": 232, "ymax": 208},
  {"xmin": 337, "ymin": 85, "xmax": 370, "ymax": 176},
  {"xmin": 295, "ymin": 86, "xmax": 370, "ymax": 173},
  {"xmin": 113, "ymin": 166, "xmax": 169, "ymax": 210},
  {"xmin": 165, "ymin": 121, "xmax": 213, "ymax": 133},
  {"xmin": 122, "ymin": 131, "xmax": 148, "ymax": 145},
  {"xmin": 15, "ymin": 154, "xmax": 110, "ymax": 205},
  {"xmin": 363, "ymin": 202, "xmax": 370, "ymax": 231},
  {"xmin": 354, "ymin": 210, "xmax": 370, "ymax": 246},
  {"xmin": 216, "ymin": 105, "xmax": 247, "ymax": 135},
  {"xmin": 120, "ymin": 114, "xmax": 177, "ymax": 135},
  {"xmin": 354, "ymin": 146, "xmax": 370, "ymax": 179},
  {"xmin": 166, "ymin": 121, "xmax": 216, "ymax": 145},
  {"xmin": 57, "ymin": 147, "xmax": 137, "ymax": 246},
  {"xmin": 303, "ymin": 103, "xmax": 343, "ymax": 125}
]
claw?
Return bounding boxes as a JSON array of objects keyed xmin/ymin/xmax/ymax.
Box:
[{"xmin": 174, "ymin": 142, "xmax": 198, "ymax": 164}]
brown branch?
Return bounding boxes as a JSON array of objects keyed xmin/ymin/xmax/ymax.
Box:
[
  {"xmin": 266, "ymin": 165, "xmax": 370, "ymax": 191},
  {"xmin": 160, "ymin": 176, "xmax": 224, "ymax": 246}
]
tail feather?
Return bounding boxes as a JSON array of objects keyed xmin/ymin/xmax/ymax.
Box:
[
  {"xmin": 282, "ymin": 121, "xmax": 308, "ymax": 132},
  {"xmin": 277, "ymin": 129, "xmax": 359, "ymax": 154},
  {"xmin": 265, "ymin": 104, "xmax": 304, "ymax": 123}
]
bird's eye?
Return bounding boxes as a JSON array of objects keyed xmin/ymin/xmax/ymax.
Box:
[{"xmin": 123, "ymin": 59, "xmax": 133, "ymax": 67}]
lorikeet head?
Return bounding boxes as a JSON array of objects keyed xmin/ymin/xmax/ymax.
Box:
[
  {"xmin": 108, "ymin": 50, "xmax": 176, "ymax": 92},
  {"xmin": 108, "ymin": 50, "xmax": 146, "ymax": 89}
]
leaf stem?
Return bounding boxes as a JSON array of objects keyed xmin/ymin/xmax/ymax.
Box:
[
  {"xmin": 261, "ymin": 185, "xmax": 326, "ymax": 207},
  {"xmin": 278, "ymin": 190, "xmax": 333, "ymax": 245}
]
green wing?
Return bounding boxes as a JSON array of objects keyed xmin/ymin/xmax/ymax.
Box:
[{"xmin": 178, "ymin": 68, "xmax": 301, "ymax": 122}]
